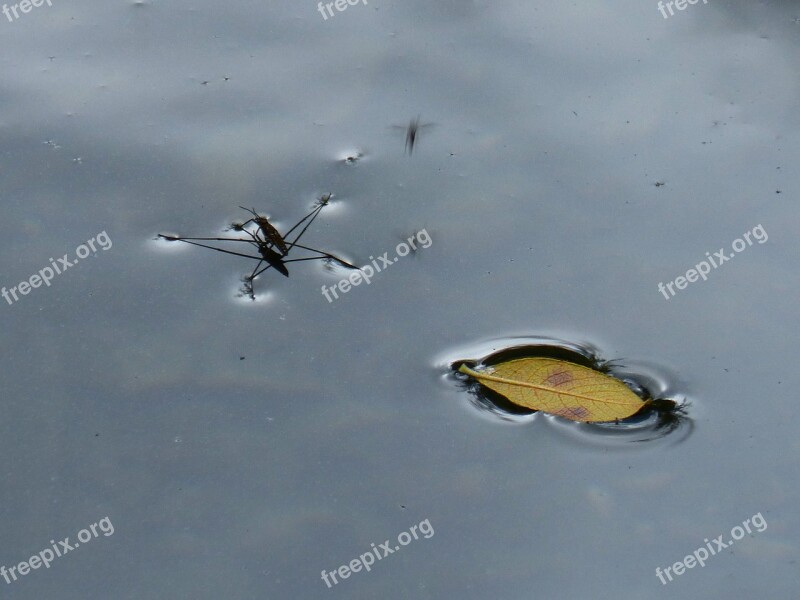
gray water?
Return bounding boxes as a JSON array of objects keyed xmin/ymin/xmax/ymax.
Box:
[{"xmin": 1, "ymin": 1, "xmax": 798, "ymax": 598}]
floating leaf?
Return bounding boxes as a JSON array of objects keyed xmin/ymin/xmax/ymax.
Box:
[{"xmin": 458, "ymin": 358, "xmax": 650, "ymax": 423}]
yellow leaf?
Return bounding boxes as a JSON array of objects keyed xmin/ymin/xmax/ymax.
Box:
[{"xmin": 458, "ymin": 358, "xmax": 650, "ymax": 423}]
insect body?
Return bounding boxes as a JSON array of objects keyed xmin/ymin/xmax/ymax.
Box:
[{"xmin": 237, "ymin": 207, "xmax": 289, "ymax": 256}]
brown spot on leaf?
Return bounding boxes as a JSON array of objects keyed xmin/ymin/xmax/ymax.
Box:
[
  {"xmin": 545, "ymin": 370, "xmax": 574, "ymax": 387},
  {"xmin": 551, "ymin": 406, "xmax": 590, "ymax": 420}
]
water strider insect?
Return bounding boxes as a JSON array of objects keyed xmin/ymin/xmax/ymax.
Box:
[
  {"xmin": 159, "ymin": 195, "xmax": 357, "ymax": 299},
  {"xmin": 390, "ymin": 116, "xmax": 435, "ymax": 155},
  {"xmin": 405, "ymin": 116, "xmax": 421, "ymax": 155}
]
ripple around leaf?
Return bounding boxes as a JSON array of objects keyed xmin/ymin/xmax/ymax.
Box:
[{"xmin": 443, "ymin": 336, "xmax": 692, "ymax": 444}]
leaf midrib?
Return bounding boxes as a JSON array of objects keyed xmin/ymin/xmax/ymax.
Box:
[{"xmin": 459, "ymin": 364, "xmax": 642, "ymax": 407}]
